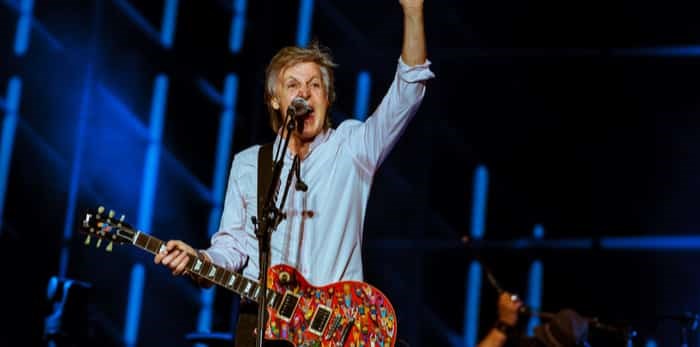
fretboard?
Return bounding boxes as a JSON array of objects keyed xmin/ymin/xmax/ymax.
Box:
[{"xmin": 132, "ymin": 231, "xmax": 282, "ymax": 309}]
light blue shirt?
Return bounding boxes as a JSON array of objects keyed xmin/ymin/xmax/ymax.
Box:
[{"xmin": 204, "ymin": 57, "xmax": 435, "ymax": 286}]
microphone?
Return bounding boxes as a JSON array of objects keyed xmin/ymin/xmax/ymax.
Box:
[{"xmin": 288, "ymin": 97, "xmax": 312, "ymax": 118}]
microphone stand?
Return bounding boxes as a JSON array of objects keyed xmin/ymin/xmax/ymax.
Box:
[{"xmin": 252, "ymin": 107, "xmax": 299, "ymax": 347}]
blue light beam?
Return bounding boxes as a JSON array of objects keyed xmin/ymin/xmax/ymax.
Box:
[
  {"xmin": 526, "ymin": 225, "xmax": 544, "ymax": 335},
  {"xmin": 464, "ymin": 165, "xmax": 489, "ymax": 346},
  {"xmin": 0, "ymin": 77, "xmax": 22, "ymax": 229},
  {"xmin": 296, "ymin": 0, "xmax": 314, "ymax": 47},
  {"xmin": 354, "ymin": 71, "xmax": 371, "ymax": 121},
  {"xmin": 124, "ymin": 264, "xmax": 145, "ymax": 347},
  {"xmin": 229, "ymin": 0, "xmax": 247, "ymax": 53},
  {"xmin": 160, "ymin": 0, "xmax": 179, "ymax": 48},
  {"xmin": 464, "ymin": 261, "xmax": 482, "ymax": 347},
  {"xmin": 470, "ymin": 165, "xmax": 489, "ymax": 240},
  {"xmin": 13, "ymin": 0, "xmax": 34, "ymax": 56}
]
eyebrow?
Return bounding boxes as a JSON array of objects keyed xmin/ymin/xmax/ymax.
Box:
[{"xmin": 284, "ymin": 76, "xmax": 321, "ymax": 83}]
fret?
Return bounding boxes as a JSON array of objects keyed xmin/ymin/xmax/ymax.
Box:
[
  {"xmin": 144, "ymin": 236, "xmax": 162, "ymax": 254},
  {"xmin": 220, "ymin": 272, "xmax": 231, "ymax": 288},
  {"xmin": 206, "ymin": 264, "xmax": 217, "ymax": 279},
  {"xmin": 213, "ymin": 266, "xmax": 226, "ymax": 284},
  {"xmin": 251, "ymin": 285, "xmax": 261, "ymax": 302},
  {"xmin": 225, "ymin": 272, "xmax": 238, "ymax": 289},
  {"xmin": 241, "ymin": 281, "xmax": 254, "ymax": 297},
  {"xmin": 191, "ymin": 257, "xmax": 204, "ymax": 274},
  {"xmin": 178, "ymin": 254, "xmax": 282, "ymax": 306},
  {"xmin": 233, "ymin": 276, "xmax": 247, "ymax": 293},
  {"xmin": 134, "ymin": 232, "xmax": 148, "ymax": 248},
  {"xmin": 199, "ymin": 262, "xmax": 211, "ymax": 278}
]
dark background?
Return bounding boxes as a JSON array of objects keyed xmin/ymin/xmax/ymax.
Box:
[{"xmin": 1, "ymin": 0, "xmax": 700, "ymax": 346}]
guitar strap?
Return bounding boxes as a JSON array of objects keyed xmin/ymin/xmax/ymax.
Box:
[{"xmin": 233, "ymin": 143, "xmax": 274, "ymax": 345}]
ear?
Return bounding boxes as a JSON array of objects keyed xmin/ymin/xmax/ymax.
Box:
[{"xmin": 271, "ymin": 97, "xmax": 280, "ymax": 110}]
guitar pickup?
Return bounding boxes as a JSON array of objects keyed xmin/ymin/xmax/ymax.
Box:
[
  {"xmin": 308, "ymin": 305, "xmax": 332, "ymax": 336},
  {"xmin": 276, "ymin": 291, "xmax": 300, "ymax": 322}
]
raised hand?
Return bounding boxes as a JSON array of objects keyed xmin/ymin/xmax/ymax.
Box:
[{"xmin": 498, "ymin": 292, "xmax": 524, "ymax": 326}]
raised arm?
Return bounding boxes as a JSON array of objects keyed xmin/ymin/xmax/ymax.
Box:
[
  {"xmin": 340, "ymin": 1, "xmax": 434, "ymax": 173},
  {"xmin": 400, "ymin": 0, "xmax": 427, "ymax": 66}
]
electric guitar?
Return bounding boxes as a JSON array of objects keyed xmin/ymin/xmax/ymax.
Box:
[{"xmin": 79, "ymin": 206, "xmax": 397, "ymax": 347}]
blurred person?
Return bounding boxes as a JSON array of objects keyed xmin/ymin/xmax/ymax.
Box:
[{"xmin": 479, "ymin": 292, "xmax": 591, "ymax": 347}]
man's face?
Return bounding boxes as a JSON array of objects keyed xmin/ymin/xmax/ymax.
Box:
[{"xmin": 272, "ymin": 62, "xmax": 329, "ymax": 141}]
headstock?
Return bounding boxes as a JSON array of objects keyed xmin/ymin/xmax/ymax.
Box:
[{"xmin": 79, "ymin": 206, "xmax": 136, "ymax": 251}]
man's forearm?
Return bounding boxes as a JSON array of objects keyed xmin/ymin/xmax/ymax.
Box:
[{"xmin": 401, "ymin": 5, "xmax": 427, "ymax": 66}]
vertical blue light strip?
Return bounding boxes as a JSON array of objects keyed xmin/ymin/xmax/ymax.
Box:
[
  {"xmin": 160, "ymin": 0, "xmax": 179, "ymax": 48},
  {"xmin": 464, "ymin": 165, "xmax": 489, "ymax": 346},
  {"xmin": 13, "ymin": 0, "xmax": 34, "ymax": 56},
  {"xmin": 0, "ymin": 77, "xmax": 22, "ymax": 229},
  {"xmin": 526, "ymin": 260, "xmax": 543, "ymax": 336},
  {"xmin": 526, "ymin": 224, "xmax": 544, "ymax": 336},
  {"xmin": 470, "ymin": 165, "xmax": 488, "ymax": 240},
  {"xmin": 353, "ymin": 71, "xmax": 371, "ymax": 121},
  {"xmin": 525, "ymin": 224, "xmax": 544, "ymax": 335},
  {"xmin": 125, "ymin": 75, "xmax": 168, "ymax": 347},
  {"xmin": 464, "ymin": 261, "xmax": 482, "ymax": 347},
  {"xmin": 198, "ymin": 74, "xmax": 239, "ymax": 334},
  {"xmin": 229, "ymin": 0, "xmax": 248, "ymax": 53},
  {"xmin": 124, "ymin": 264, "xmax": 145, "ymax": 347},
  {"xmin": 296, "ymin": 0, "xmax": 314, "ymax": 47}
]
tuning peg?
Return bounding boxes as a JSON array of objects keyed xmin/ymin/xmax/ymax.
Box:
[
  {"xmin": 84, "ymin": 235, "xmax": 91, "ymax": 245},
  {"xmin": 108, "ymin": 210, "xmax": 115, "ymax": 218},
  {"xmin": 96, "ymin": 238, "xmax": 102, "ymax": 248},
  {"xmin": 97, "ymin": 206, "xmax": 105, "ymax": 214},
  {"xmin": 106, "ymin": 241, "xmax": 113, "ymax": 252}
]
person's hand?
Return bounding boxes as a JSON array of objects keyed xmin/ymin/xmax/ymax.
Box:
[
  {"xmin": 497, "ymin": 292, "xmax": 523, "ymax": 326},
  {"xmin": 154, "ymin": 240, "xmax": 197, "ymax": 276}
]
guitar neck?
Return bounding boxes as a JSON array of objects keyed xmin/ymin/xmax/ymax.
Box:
[{"xmin": 131, "ymin": 231, "xmax": 282, "ymax": 308}]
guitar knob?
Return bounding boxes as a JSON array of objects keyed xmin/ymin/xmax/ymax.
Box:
[{"xmin": 279, "ymin": 271, "xmax": 291, "ymax": 284}]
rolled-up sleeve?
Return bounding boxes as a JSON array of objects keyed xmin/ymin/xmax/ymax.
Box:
[{"xmin": 342, "ymin": 57, "xmax": 435, "ymax": 174}]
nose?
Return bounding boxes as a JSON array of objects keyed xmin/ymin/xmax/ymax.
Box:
[{"xmin": 297, "ymin": 85, "xmax": 310, "ymax": 98}]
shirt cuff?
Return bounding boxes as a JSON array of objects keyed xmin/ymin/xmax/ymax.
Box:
[
  {"xmin": 201, "ymin": 249, "xmax": 224, "ymax": 267},
  {"xmin": 397, "ymin": 56, "xmax": 436, "ymax": 83}
]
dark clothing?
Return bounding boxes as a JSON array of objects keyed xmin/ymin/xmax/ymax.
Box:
[{"xmin": 234, "ymin": 301, "xmax": 287, "ymax": 347}]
